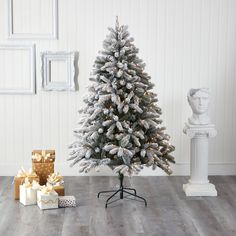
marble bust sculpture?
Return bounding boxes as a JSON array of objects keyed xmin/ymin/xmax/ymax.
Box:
[{"xmin": 187, "ymin": 88, "xmax": 211, "ymax": 125}]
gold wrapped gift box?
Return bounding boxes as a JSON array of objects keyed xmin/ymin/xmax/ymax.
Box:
[
  {"xmin": 32, "ymin": 150, "xmax": 55, "ymax": 185},
  {"xmin": 32, "ymin": 162, "xmax": 54, "ymax": 185}
]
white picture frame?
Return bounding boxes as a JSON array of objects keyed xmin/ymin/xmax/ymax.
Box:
[
  {"xmin": 0, "ymin": 44, "xmax": 36, "ymax": 94},
  {"xmin": 41, "ymin": 51, "xmax": 76, "ymax": 91},
  {"xmin": 7, "ymin": 0, "xmax": 58, "ymax": 40}
]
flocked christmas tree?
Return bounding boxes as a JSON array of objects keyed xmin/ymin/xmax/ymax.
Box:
[{"xmin": 68, "ymin": 18, "xmax": 175, "ymax": 177}]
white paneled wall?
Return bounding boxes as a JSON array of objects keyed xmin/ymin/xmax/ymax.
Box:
[{"xmin": 0, "ymin": 0, "xmax": 235, "ymax": 176}]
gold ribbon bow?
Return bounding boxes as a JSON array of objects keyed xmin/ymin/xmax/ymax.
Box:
[
  {"xmin": 47, "ymin": 172, "xmax": 64, "ymax": 186},
  {"xmin": 32, "ymin": 150, "xmax": 54, "ymax": 163},
  {"xmin": 17, "ymin": 167, "xmax": 37, "ymax": 178},
  {"xmin": 22, "ymin": 179, "xmax": 42, "ymax": 189},
  {"xmin": 32, "ymin": 180, "xmax": 44, "ymax": 190},
  {"xmin": 41, "ymin": 185, "xmax": 55, "ymax": 195},
  {"xmin": 22, "ymin": 178, "xmax": 33, "ymax": 188}
]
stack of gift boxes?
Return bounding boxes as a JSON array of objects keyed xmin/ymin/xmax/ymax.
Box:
[{"xmin": 14, "ymin": 150, "xmax": 76, "ymax": 210}]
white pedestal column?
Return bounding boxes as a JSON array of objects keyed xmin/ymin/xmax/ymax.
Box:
[{"xmin": 183, "ymin": 123, "xmax": 217, "ymax": 196}]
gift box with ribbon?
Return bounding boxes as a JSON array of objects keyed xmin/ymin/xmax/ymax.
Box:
[
  {"xmin": 32, "ymin": 150, "xmax": 55, "ymax": 185},
  {"xmin": 19, "ymin": 179, "xmax": 42, "ymax": 206},
  {"xmin": 14, "ymin": 167, "xmax": 39, "ymax": 200},
  {"xmin": 37, "ymin": 185, "xmax": 58, "ymax": 210},
  {"xmin": 47, "ymin": 172, "xmax": 65, "ymax": 196}
]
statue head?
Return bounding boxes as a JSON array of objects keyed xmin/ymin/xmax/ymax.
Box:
[
  {"xmin": 187, "ymin": 88, "xmax": 210, "ymax": 125},
  {"xmin": 188, "ymin": 88, "xmax": 209, "ymax": 114}
]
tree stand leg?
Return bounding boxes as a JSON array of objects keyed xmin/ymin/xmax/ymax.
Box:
[{"xmin": 97, "ymin": 173, "xmax": 147, "ymax": 208}]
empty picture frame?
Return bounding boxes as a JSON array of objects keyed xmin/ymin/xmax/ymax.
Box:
[
  {"xmin": 0, "ymin": 44, "xmax": 36, "ymax": 94},
  {"xmin": 41, "ymin": 51, "xmax": 76, "ymax": 91},
  {"xmin": 8, "ymin": 0, "xmax": 58, "ymax": 39}
]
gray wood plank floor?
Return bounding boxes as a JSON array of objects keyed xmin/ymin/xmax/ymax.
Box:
[{"xmin": 0, "ymin": 176, "xmax": 235, "ymax": 236}]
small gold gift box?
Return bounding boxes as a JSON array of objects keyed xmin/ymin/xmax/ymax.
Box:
[{"xmin": 32, "ymin": 150, "xmax": 55, "ymax": 185}]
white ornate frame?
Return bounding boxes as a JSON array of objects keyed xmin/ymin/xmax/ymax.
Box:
[
  {"xmin": 41, "ymin": 51, "xmax": 76, "ymax": 91},
  {"xmin": 7, "ymin": 0, "xmax": 58, "ymax": 40},
  {"xmin": 0, "ymin": 44, "xmax": 36, "ymax": 94}
]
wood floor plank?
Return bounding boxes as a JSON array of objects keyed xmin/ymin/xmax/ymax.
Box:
[{"xmin": 0, "ymin": 176, "xmax": 235, "ymax": 236}]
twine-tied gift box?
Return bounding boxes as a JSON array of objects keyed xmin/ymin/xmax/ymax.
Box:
[
  {"xmin": 47, "ymin": 172, "xmax": 65, "ymax": 196},
  {"xmin": 14, "ymin": 167, "xmax": 39, "ymax": 200},
  {"xmin": 32, "ymin": 150, "xmax": 55, "ymax": 185},
  {"xmin": 37, "ymin": 186, "xmax": 58, "ymax": 210}
]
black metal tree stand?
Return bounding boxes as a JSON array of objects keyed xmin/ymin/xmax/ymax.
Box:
[{"xmin": 97, "ymin": 172, "xmax": 147, "ymax": 208}]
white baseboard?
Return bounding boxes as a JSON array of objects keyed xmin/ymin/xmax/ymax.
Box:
[{"xmin": 0, "ymin": 162, "xmax": 236, "ymax": 176}]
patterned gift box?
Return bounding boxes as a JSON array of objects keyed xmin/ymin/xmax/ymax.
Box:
[
  {"xmin": 58, "ymin": 196, "xmax": 76, "ymax": 208},
  {"xmin": 14, "ymin": 167, "xmax": 39, "ymax": 200},
  {"xmin": 37, "ymin": 186, "xmax": 58, "ymax": 210},
  {"xmin": 19, "ymin": 179, "xmax": 42, "ymax": 206},
  {"xmin": 32, "ymin": 150, "xmax": 55, "ymax": 185},
  {"xmin": 47, "ymin": 172, "xmax": 65, "ymax": 196}
]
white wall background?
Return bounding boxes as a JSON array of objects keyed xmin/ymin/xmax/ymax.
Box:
[{"xmin": 0, "ymin": 0, "xmax": 236, "ymax": 176}]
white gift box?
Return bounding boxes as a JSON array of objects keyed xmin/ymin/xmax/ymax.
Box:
[
  {"xmin": 19, "ymin": 185, "xmax": 37, "ymax": 206},
  {"xmin": 37, "ymin": 189, "xmax": 58, "ymax": 210}
]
